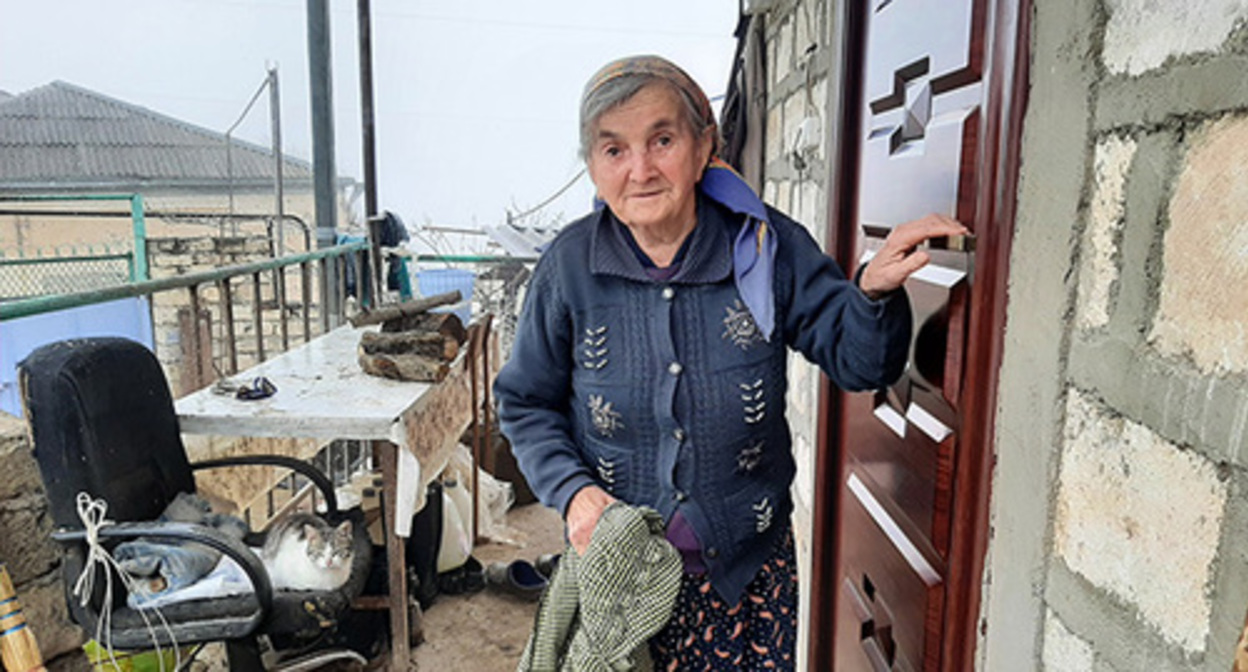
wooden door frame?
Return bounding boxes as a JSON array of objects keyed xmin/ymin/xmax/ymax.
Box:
[{"xmin": 808, "ymin": 0, "xmax": 1032, "ymax": 669}]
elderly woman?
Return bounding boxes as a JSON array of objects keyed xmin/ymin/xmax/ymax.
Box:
[{"xmin": 495, "ymin": 55, "xmax": 964, "ymax": 669}]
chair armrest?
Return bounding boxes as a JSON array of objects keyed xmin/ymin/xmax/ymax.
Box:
[
  {"xmin": 51, "ymin": 521, "xmax": 274, "ymax": 614},
  {"xmin": 191, "ymin": 455, "xmax": 338, "ymax": 514}
]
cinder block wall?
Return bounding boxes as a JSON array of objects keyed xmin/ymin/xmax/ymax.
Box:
[
  {"xmin": 148, "ymin": 234, "xmax": 325, "ymax": 397},
  {"xmin": 147, "ymin": 233, "xmax": 331, "ymax": 520},
  {"xmin": 984, "ymin": 1, "xmax": 1248, "ymax": 670}
]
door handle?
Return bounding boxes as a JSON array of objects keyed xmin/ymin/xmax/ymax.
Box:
[
  {"xmin": 926, "ymin": 232, "xmax": 976, "ymax": 252},
  {"xmin": 862, "ymin": 222, "xmax": 977, "ymax": 252}
]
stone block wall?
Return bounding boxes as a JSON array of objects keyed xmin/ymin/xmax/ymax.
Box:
[
  {"xmin": 0, "ymin": 413, "xmax": 87, "ymax": 670},
  {"xmin": 985, "ymin": 0, "xmax": 1248, "ymax": 669}
]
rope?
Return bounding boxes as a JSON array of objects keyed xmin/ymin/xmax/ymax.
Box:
[{"xmin": 73, "ymin": 493, "xmax": 181, "ymax": 672}]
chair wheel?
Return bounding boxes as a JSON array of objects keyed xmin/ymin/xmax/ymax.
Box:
[{"xmin": 272, "ymin": 648, "xmax": 368, "ymax": 672}]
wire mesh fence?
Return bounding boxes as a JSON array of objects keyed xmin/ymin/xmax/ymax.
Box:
[{"xmin": 0, "ymin": 252, "xmax": 133, "ymax": 301}]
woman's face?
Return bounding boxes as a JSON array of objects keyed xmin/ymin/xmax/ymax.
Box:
[{"xmin": 586, "ymin": 83, "xmax": 713, "ymax": 236}]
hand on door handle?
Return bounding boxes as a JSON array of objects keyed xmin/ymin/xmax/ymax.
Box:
[{"xmin": 858, "ymin": 213, "xmax": 969, "ymax": 300}]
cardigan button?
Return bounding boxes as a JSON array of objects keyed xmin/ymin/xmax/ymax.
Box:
[
  {"xmin": 674, "ymin": 490, "xmax": 688, "ymax": 502},
  {"xmin": 661, "ymin": 286, "xmax": 675, "ymax": 300},
  {"xmin": 705, "ymin": 547, "xmax": 719, "ymax": 559},
  {"xmin": 668, "ymin": 362, "xmax": 683, "ymax": 376},
  {"xmin": 673, "ymin": 428, "xmax": 686, "ymax": 442}
]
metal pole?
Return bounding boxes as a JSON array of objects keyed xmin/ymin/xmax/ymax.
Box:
[
  {"xmin": 269, "ymin": 65, "xmax": 286, "ymax": 257},
  {"xmin": 307, "ymin": 0, "xmax": 340, "ymax": 327},
  {"xmin": 268, "ymin": 66, "xmax": 290, "ymax": 353},
  {"xmin": 357, "ymin": 0, "xmax": 378, "ymax": 220},
  {"xmin": 226, "ymin": 133, "xmax": 235, "ymax": 235},
  {"xmin": 357, "ymin": 0, "xmax": 385, "ymax": 306}
]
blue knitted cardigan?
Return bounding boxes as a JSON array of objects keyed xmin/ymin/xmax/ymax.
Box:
[{"xmin": 494, "ymin": 193, "xmax": 910, "ymax": 601}]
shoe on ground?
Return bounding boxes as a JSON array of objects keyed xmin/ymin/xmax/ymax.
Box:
[
  {"xmin": 485, "ymin": 559, "xmax": 548, "ymax": 601},
  {"xmin": 535, "ymin": 553, "xmax": 561, "ymax": 579},
  {"xmin": 437, "ymin": 556, "xmax": 486, "ymax": 595}
]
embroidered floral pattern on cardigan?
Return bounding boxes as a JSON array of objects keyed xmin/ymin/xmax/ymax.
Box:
[
  {"xmin": 588, "ymin": 394, "xmax": 624, "ymax": 437},
  {"xmin": 722, "ymin": 299, "xmax": 765, "ymax": 349}
]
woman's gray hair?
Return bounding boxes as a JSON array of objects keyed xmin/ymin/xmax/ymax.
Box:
[{"xmin": 578, "ymin": 73, "xmax": 715, "ymax": 161}]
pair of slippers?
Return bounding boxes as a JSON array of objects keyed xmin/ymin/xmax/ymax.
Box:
[
  {"xmin": 437, "ymin": 556, "xmax": 485, "ymax": 596},
  {"xmin": 485, "ymin": 554, "xmax": 561, "ymax": 601}
]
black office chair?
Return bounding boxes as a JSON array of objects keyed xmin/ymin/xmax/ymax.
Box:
[{"xmin": 18, "ymin": 337, "xmax": 374, "ymax": 671}]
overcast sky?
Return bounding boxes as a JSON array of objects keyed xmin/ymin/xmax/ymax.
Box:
[{"xmin": 0, "ymin": 0, "xmax": 738, "ymax": 251}]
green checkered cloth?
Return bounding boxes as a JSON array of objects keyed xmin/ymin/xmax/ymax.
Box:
[{"xmin": 517, "ymin": 503, "xmax": 682, "ymax": 672}]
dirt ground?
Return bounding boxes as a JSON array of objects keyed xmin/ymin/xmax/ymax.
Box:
[{"xmin": 409, "ymin": 503, "xmax": 565, "ymax": 672}]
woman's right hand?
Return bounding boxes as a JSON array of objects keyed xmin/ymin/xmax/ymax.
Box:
[
  {"xmin": 858, "ymin": 214, "xmax": 968, "ymax": 299},
  {"xmin": 565, "ymin": 485, "xmax": 616, "ymax": 556}
]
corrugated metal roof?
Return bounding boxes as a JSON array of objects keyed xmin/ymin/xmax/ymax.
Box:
[{"xmin": 0, "ymin": 81, "xmax": 312, "ymax": 188}]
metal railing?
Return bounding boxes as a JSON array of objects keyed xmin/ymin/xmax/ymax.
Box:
[{"xmin": 0, "ymin": 240, "xmax": 370, "ymax": 376}]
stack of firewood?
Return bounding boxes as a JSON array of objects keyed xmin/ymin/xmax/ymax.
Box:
[{"xmin": 354, "ymin": 291, "xmax": 468, "ymax": 382}]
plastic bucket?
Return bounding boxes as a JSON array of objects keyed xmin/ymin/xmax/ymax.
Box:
[{"xmin": 416, "ymin": 268, "xmax": 475, "ymax": 325}]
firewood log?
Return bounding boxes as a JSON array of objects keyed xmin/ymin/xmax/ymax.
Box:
[
  {"xmin": 359, "ymin": 331, "xmax": 460, "ymax": 361},
  {"xmin": 358, "ymin": 352, "xmax": 450, "ymax": 382},
  {"xmin": 348, "ymin": 291, "xmax": 461, "ymax": 328},
  {"xmin": 380, "ymin": 311, "xmax": 467, "ymax": 343}
]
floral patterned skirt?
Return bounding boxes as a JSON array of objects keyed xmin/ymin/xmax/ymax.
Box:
[{"xmin": 648, "ymin": 526, "xmax": 798, "ymax": 671}]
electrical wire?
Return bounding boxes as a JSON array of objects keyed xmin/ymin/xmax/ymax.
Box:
[{"xmin": 508, "ymin": 167, "xmax": 587, "ymax": 223}]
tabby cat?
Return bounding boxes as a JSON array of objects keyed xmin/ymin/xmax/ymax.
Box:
[{"xmin": 261, "ymin": 512, "xmax": 354, "ymax": 591}]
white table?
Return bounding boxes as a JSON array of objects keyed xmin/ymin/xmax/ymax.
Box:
[{"xmin": 175, "ymin": 323, "xmax": 475, "ymax": 670}]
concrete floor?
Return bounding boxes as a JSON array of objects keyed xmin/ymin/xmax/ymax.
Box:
[{"xmin": 409, "ymin": 503, "xmax": 565, "ymax": 672}]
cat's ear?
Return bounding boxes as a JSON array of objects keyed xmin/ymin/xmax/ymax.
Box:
[
  {"xmin": 302, "ymin": 523, "xmax": 322, "ymax": 542},
  {"xmin": 336, "ymin": 520, "xmax": 353, "ymax": 540}
]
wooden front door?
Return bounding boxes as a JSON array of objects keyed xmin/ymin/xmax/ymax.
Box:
[{"xmin": 818, "ymin": 0, "xmax": 1028, "ymax": 669}]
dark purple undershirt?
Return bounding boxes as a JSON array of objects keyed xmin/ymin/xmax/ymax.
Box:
[{"xmin": 621, "ymin": 223, "xmax": 707, "ymax": 575}]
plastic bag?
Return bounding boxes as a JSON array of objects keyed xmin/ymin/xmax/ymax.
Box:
[
  {"xmin": 435, "ymin": 487, "xmax": 471, "ymax": 573},
  {"xmin": 443, "ymin": 444, "xmax": 515, "ymax": 543}
]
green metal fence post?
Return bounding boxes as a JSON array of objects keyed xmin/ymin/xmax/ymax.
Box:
[{"xmin": 130, "ymin": 194, "xmax": 149, "ymax": 281}]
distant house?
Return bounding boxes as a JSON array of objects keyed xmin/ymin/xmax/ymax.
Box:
[
  {"xmin": 0, "ymin": 81, "xmax": 356, "ymax": 400},
  {"xmin": 0, "ymin": 80, "xmax": 353, "ymax": 258}
]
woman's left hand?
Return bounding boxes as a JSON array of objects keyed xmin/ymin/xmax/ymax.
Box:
[
  {"xmin": 858, "ymin": 214, "xmax": 969, "ymax": 300},
  {"xmin": 566, "ymin": 485, "xmax": 616, "ymax": 557}
]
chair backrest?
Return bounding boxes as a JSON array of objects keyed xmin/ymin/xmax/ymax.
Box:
[{"xmin": 19, "ymin": 337, "xmax": 194, "ymax": 528}]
